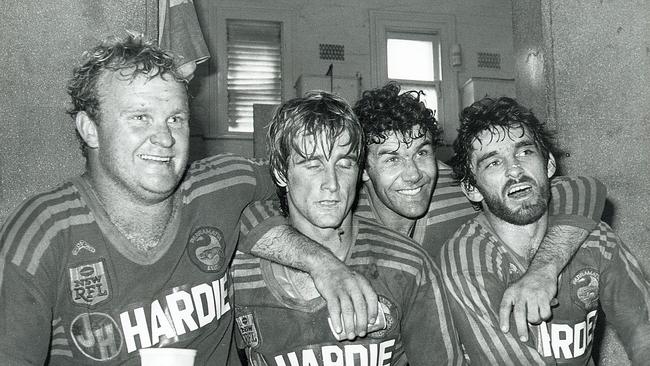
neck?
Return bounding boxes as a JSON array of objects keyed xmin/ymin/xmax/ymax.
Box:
[
  {"xmin": 481, "ymin": 210, "xmax": 548, "ymax": 264},
  {"xmin": 83, "ymin": 171, "xmax": 175, "ymax": 252},
  {"xmin": 289, "ymin": 214, "xmax": 354, "ymax": 261}
]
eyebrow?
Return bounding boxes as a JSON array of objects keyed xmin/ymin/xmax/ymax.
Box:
[
  {"xmin": 474, "ymin": 138, "xmax": 537, "ymax": 167},
  {"xmin": 376, "ymin": 137, "xmax": 432, "ymax": 156},
  {"xmin": 475, "ymin": 150, "xmax": 498, "ymax": 168}
]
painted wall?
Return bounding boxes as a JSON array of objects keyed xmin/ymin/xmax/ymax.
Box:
[
  {"xmin": 514, "ymin": 1, "xmax": 649, "ymax": 364},
  {"xmin": 190, "ymin": 0, "xmax": 517, "ymax": 159},
  {"xmin": 0, "ymin": 0, "xmax": 155, "ymax": 222}
]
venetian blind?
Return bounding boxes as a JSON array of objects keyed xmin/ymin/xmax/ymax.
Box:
[{"xmin": 227, "ymin": 19, "xmax": 282, "ymax": 133}]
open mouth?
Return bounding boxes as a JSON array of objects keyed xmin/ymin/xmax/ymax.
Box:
[
  {"xmin": 318, "ymin": 200, "xmax": 340, "ymax": 206},
  {"xmin": 139, "ymin": 154, "xmax": 172, "ymax": 163},
  {"xmin": 397, "ymin": 187, "xmax": 422, "ymax": 196},
  {"xmin": 507, "ymin": 183, "xmax": 533, "ymax": 199}
]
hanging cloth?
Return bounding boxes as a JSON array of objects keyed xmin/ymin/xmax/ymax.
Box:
[{"xmin": 158, "ymin": 0, "xmax": 210, "ymax": 79}]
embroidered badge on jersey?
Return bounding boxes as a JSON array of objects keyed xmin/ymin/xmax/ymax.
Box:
[
  {"xmin": 72, "ymin": 240, "xmax": 96, "ymax": 256},
  {"xmin": 69, "ymin": 260, "xmax": 111, "ymax": 307},
  {"xmin": 368, "ymin": 296, "xmax": 397, "ymax": 338},
  {"xmin": 70, "ymin": 312, "xmax": 123, "ymax": 361},
  {"xmin": 236, "ymin": 311, "xmax": 260, "ymax": 347},
  {"xmin": 571, "ymin": 268, "xmax": 600, "ymax": 310},
  {"xmin": 188, "ymin": 226, "xmax": 226, "ymax": 272}
]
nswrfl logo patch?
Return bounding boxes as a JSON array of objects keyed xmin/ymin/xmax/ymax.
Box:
[
  {"xmin": 187, "ymin": 226, "xmax": 226, "ymax": 272},
  {"xmin": 235, "ymin": 310, "xmax": 260, "ymax": 348},
  {"xmin": 69, "ymin": 260, "xmax": 111, "ymax": 307}
]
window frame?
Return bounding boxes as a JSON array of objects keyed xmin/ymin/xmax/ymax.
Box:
[
  {"xmin": 212, "ymin": 6, "xmax": 294, "ymax": 139},
  {"xmin": 370, "ymin": 10, "xmax": 459, "ymax": 144}
]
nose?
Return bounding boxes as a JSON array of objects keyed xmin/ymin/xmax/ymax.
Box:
[
  {"xmin": 506, "ymin": 162, "xmax": 523, "ymax": 180},
  {"xmin": 402, "ymin": 158, "xmax": 423, "ymax": 183},
  {"xmin": 321, "ymin": 167, "xmax": 340, "ymax": 192},
  {"xmin": 150, "ymin": 124, "xmax": 175, "ymax": 147}
]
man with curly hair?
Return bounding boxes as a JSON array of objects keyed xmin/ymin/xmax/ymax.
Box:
[
  {"xmin": 243, "ymin": 82, "xmax": 607, "ymax": 342},
  {"xmin": 351, "ymin": 83, "xmax": 612, "ymax": 341},
  {"xmin": 440, "ymin": 96, "xmax": 650, "ymax": 365},
  {"xmin": 0, "ymin": 33, "xmax": 376, "ymax": 365},
  {"xmin": 232, "ymin": 91, "xmax": 462, "ymax": 366}
]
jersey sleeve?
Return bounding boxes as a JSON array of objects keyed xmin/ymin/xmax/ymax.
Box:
[
  {"xmin": 401, "ymin": 254, "xmax": 465, "ymax": 366},
  {"xmin": 439, "ymin": 225, "xmax": 550, "ymax": 365},
  {"xmin": 245, "ymin": 157, "xmax": 278, "ymax": 202},
  {"xmin": 238, "ymin": 200, "xmax": 287, "ymax": 253},
  {"xmin": 596, "ymin": 223, "xmax": 650, "ymax": 364},
  {"xmin": 0, "ymin": 206, "xmax": 55, "ymax": 365},
  {"xmin": 548, "ymin": 176, "xmax": 607, "ymax": 231}
]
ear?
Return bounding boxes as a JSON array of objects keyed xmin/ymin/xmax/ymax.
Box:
[
  {"xmin": 546, "ymin": 152, "xmax": 557, "ymax": 178},
  {"xmin": 75, "ymin": 111, "xmax": 99, "ymax": 149},
  {"xmin": 272, "ymin": 168, "xmax": 288, "ymax": 188},
  {"xmin": 461, "ymin": 181, "xmax": 484, "ymax": 203}
]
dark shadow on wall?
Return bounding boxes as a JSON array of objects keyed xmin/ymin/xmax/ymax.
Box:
[{"xmin": 187, "ymin": 64, "xmax": 209, "ymax": 163}]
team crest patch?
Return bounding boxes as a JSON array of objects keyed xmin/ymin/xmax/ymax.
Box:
[
  {"xmin": 571, "ymin": 268, "xmax": 600, "ymax": 310},
  {"xmin": 70, "ymin": 312, "xmax": 123, "ymax": 361},
  {"xmin": 235, "ymin": 312, "xmax": 260, "ymax": 347},
  {"xmin": 368, "ymin": 296, "xmax": 397, "ymax": 339},
  {"xmin": 188, "ymin": 227, "xmax": 226, "ymax": 272},
  {"xmin": 69, "ymin": 261, "xmax": 111, "ymax": 307}
]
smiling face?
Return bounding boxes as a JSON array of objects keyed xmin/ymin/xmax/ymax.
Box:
[
  {"xmin": 281, "ymin": 130, "xmax": 359, "ymax": 234},
  {"xmin": 85, "ymin": 71, "xmax": 190, "ymax": 204},
  {"xmin": 363, "ymin": 127, "xmax": 437, "ymax": 225},
  {"xmin": 464, "ymin": 125, "xmax": 556, "ymax": 225}
]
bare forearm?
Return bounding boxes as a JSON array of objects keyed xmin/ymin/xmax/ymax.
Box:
[
  {"xmin": 500, "ymin": 224, "xmax": 590, "ymax": 337},
  {"xmin": 529, "ymin": 224, "xmax": 590, "ymax": 276},
  {"xmin": 248, "ymin": 223, "xmax": 378, "ymax": 338},
  {"xmin": 249, "ymin": 224, "xmax": 337, "ymax": 272}
]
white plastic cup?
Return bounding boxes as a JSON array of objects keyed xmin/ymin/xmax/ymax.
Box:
[{"xmin": 139, "ymin": 348, "xmax": 197, "ymax": 366}]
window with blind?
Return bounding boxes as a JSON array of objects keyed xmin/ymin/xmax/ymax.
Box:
[
  {"xmin": 386, "ymin": 33, "xmax": 441, "ymax": 119},
  {"xmin": 226, "ymin": 20, "xmax": 282, "ymax": 133},
  {"xmin": 370, "ymin": 11, "xmax": 459, "ymax": 144}
]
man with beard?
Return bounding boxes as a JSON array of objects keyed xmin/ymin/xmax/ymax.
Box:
[
  {"xmin": 440, "ymin": 97, "xmax": 650, "ymax": 365},
  {"xmin": 243, "ymin": 83, "xmax": 608, "ymax": 341}
]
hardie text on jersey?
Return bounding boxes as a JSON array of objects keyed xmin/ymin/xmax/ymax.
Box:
[
  {"xmin": 537, "ymin": 310, "xmax": 597, "ymax": 360},
  {"xmin": 273, "ymin": 339, "xmax": 396, "ymax": 366},
  {"xmin": 119, "ymin": 276, "xmax": 230, "ymax": 352}
]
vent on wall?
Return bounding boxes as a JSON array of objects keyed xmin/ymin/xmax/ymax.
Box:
[
  {"xmin": 477, "ymin": 52, "xmax": 501, "ymax": 69},
  {"xmin": 319, "ymin": 44, "xmax": 345, "ymax": 61}
]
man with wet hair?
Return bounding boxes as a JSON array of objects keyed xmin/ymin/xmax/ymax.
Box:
[
  {"xmin": 243, "ymin": 82, "xmax": 607, "ymax": 339},
  {"xmin": 0, "ymin": 34, "xmax": 375, "ymax": 365},
  {"xmin": 441, "ymin": 96, "xmax": 650, "ymax": 365},
  {"xmin": 234, "ymin": 91, "xmax": 462, "ymax": 365}
]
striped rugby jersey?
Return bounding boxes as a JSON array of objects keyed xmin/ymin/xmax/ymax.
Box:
[
  {"xmin": 348, "ymin": 162, "xmax": 605, "ymax": 261},
  {"xmin": 234, "ymin": 201, "xmax": 464, "ymax": 366},
  {"xmin": 440, "ymin": 216, "xmax": 650, "ymax": 365},
  {"xmin": 0, "ymin": 154, "xmax": 274, "ymax": 365}
]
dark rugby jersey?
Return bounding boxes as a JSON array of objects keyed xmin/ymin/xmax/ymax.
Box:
[
  {"xmin": 440, "ymin": 217, "xmax": 650, "ymax": 365},
  {"xmin": 0, "ymin": 154, "xmax": 275, "ymax": 365},
  {"xmin": 234, "ymin": 202, "xmax": 464, "ymax": 366}
]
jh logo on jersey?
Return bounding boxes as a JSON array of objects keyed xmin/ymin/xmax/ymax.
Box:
[{"xmin": 69, "ymin": 261, "xmax": 111, "ymax": 307}]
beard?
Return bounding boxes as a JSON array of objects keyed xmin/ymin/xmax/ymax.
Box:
[{"xmin": 479, "ymin": 176, "xmax": 550, "ymax": 226}]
